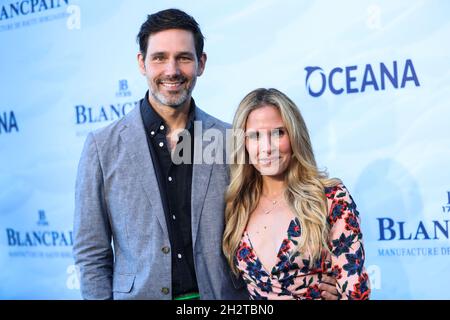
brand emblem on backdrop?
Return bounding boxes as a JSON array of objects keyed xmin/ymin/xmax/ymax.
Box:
[
  {"xmin": 74, "ymin": 80, "xmax": 139, "ymax": 131},
  {"xmin": 5, "ymin": 210, "xmax": 73, "ymax": 250},
  {"xmin": 443, "ymin": 191, "xmax": 450, "ymax": 213},
  {"xmin": 116, "ymin": 79, "xmax": 132, "ymax": 97},
  {"xmin": 376, "ymin": 191, "xmax": 450, "ymax": 258},
  {"xmin": 377, "ymin": 190, "xmax": 450, "ymax": 240},
  {"xmin": 37, "ymin": 210, "xmax": 49, "ymax": 226},
  {"xmin": 0, "ymin": 0, "xmax": 70, "ymax": 21}
]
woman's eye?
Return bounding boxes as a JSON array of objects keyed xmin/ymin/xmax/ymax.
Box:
[
  {"xmin": 271, "ymin": 129, "xmax": 284, "ymax": 138},
  {"xmin": 246, "ymin": 132, "xmax": 258, "ymax": 140}
]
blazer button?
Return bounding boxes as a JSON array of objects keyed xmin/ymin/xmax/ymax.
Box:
[
  {"xmin": 162, "ymin": 246, "xmax": 170, "ymax": 254},
  {"xmin": 161, "ymin": 287, "xmax": 170, "ymax": 295}
]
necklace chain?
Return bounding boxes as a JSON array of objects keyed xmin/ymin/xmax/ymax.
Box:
[
  {"xmin": 261, "ymin": 193, "xmax": 283, "ymax": 215},
  {"xmin": 255, "ymin": 193, "xmax": 285, "ymax": 234}
]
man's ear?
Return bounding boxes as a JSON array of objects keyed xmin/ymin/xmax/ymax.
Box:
[
  {"xmin": 137, "ymin": 52, "xmax": 146, "ymax": 75},
  {"xmin": 197, "ymin": 52, "xmax": 207, "ymax": 76}
]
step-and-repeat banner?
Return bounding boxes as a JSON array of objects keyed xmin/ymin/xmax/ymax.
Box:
[{"xmin": 1, "ymin": 0, "xmax": 449, "ymax": 299}]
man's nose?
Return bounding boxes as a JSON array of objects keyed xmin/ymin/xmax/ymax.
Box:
[{"xmin": 164, "ymin": 58, "xmax": 180, "ymax": 76}]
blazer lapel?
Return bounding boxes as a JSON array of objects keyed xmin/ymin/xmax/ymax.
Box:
[
  {"xmin": 119, "ymin": 107, "xmax": 169, "ymax": 238},
  {"xmin": 191, "ymin": 109, "xmax": 216, "ymax": 247}
]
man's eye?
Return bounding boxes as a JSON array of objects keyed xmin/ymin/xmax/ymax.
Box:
[
  {"xmin": 153, "ymin": 56, "xmax": 165, "ymax": 62},
  {"xmin": 179, "ymin": 56, "xmax": 192, "ymax": 62}
]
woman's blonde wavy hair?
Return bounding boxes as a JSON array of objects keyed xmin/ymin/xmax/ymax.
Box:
[{"xmin": 223, "ymin": 88, "xmax": 341, "ymax": 275}]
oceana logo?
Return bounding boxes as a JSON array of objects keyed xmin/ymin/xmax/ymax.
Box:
[
  {"xmin": 305, "ymin": 59, "xmax": 420, "ymax": 97},
  {"xmin": 0, "ymin": 110, "xmax": 19, "ymax": 135}
]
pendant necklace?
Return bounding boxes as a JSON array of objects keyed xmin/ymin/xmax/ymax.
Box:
[
  {"xmin": 256, "ymin": 193, "xmax": 284, "ymax": 233},
  {"xmin": 262, "ymin": 193, "xmax": 283, "ymax": 215}
]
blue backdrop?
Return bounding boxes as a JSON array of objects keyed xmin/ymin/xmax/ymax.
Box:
[{"xmin": 1, "ymin": 0, "xmax": 449, "ymax": 299}]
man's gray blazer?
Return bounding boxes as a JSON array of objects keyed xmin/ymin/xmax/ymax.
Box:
[{"xmin": 73, "ymin": 103, "xmax": 247, "ymax": 300}]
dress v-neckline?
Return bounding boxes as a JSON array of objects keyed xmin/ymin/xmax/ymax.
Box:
[
  {"xmin": 245, "ymin": 230, "xmax": 284, "ymax": 275},
  {"xmin": 245, "ymin": 218, "xmax": 299, "ymax": 275}
]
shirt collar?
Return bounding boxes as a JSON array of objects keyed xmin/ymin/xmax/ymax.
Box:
[{"xmin": 140, "ymin": 91, "xmax": 196, "ymax": 136}]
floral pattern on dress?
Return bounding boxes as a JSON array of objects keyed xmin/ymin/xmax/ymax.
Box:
[{"xmin": 235, "ymin": 183, "xmax": 371, "ymax": 300}]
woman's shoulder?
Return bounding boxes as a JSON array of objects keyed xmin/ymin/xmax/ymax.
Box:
[
  {"xmin": 323, "ymin": 180, "xmax": 353, "ymax": 203},
  {"xmin": 324, "ymin": 179, "xmax": 345, "ymax": 197},
  {"xmin": 323, "ymin": 180, "xmax": 360, "ymax": 221}
]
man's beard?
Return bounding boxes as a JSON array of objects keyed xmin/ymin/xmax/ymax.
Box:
[{"xmin": 150, "ymin": 75, "xmax": 196, "ymax": 108}]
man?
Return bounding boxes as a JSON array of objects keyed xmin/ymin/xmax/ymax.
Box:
[{"xmin": 73, "ymin": 8, "xmax": 338, "ymax": 300}]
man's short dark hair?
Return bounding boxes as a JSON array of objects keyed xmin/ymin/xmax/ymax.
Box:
[{"xmin": 137, "ymin": 8, "xmax": 205, "ymax": 61}]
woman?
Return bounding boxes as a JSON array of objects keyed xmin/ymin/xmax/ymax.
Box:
[{"xmin": 223, "ymin": 88, "xmax": 370, "ymax": 300}]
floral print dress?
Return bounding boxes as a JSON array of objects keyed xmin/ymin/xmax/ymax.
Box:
[{"xmin": 235, "ymin": 184, "xmax": 371, "ymax": 300}]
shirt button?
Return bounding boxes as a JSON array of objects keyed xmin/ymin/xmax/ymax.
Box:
[
  {"xmin": 172, "ymin": 215, "xmax": 176, "ymax": 220},
  {"xmin": 168, "ymin": 176, "xmax": 172, "ymax": 182},
  {"xmin": 159, "ymin": 142, "xmax": 164, "ymax": 147},
  {"xmin": 160, "ymin": 125, "xmax": 165, "ymax": 131},
  {"xmin": 161, "ymin": 287, "xmax": 170, "ymax": 295},
  {"xmin": 177, "ymin": 254, "xmax": 182, "ymax": 259},
  {"xmin": 161, "ymin": 246, "xmax": 170, "ymax": 254},
  {"xmin": 150, "ymin": 131, "xmax": 155, "ymax": 136}
]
